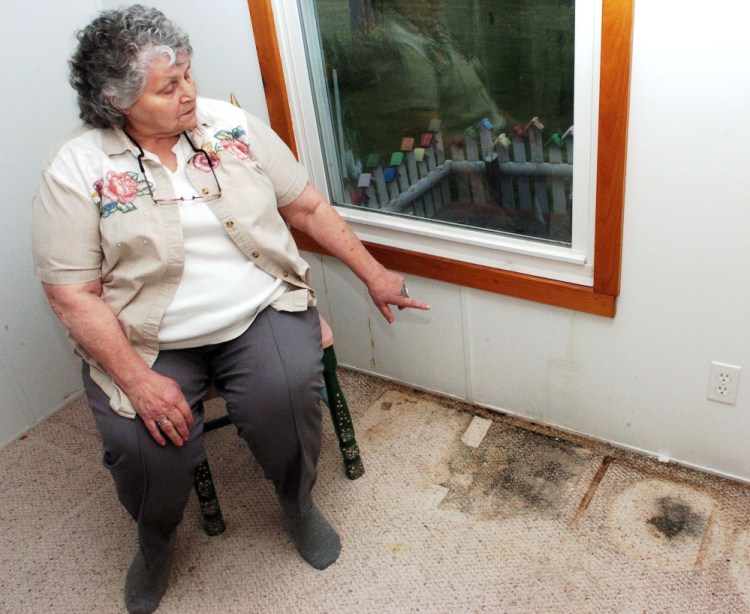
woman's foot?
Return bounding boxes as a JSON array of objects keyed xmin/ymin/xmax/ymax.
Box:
[
  {"xmin": 124, "ymin": 537, "xmax": 175, "ymax": 614},
  {"xmin": 279, "ymin": 498, "xmax": 341, "ymax": 570}
]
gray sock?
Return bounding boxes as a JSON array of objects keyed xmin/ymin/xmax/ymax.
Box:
[
  {"xmin": 279, "ymin": 498, "xmax": 341, "ymax": 570},
  {"xmin": 124, "ymin": 536, "xmax": 175, "ymax": 614}
]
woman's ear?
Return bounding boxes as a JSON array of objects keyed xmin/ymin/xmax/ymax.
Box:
[{"xmin": 105, "ymin": 94, "xmax": 129, "ymax": 116}]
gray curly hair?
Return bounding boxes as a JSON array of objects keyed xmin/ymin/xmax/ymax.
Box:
[{"xmin": 69, "ymin": 4, "xmax": 193, "ymax": 129}]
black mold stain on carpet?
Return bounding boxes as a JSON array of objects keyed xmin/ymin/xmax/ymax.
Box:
[
  {"xmin": 439, "ymin": 424, "xmax": 593, "ymax": 519},
  {"xmin": 647, "ymin": 496, "xmax": 705, "ymax": 540}
]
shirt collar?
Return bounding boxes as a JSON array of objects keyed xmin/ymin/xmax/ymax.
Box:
[
  {"xmin": 101, "ymin": 126, "xmax": 136, "ymax": 158},
  {"xmin": 193, "ymin": 97, "xmax": 215, "ymax": 135}
]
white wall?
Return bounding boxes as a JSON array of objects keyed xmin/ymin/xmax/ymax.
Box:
[
  {"xmin": 4, "ymin": 1, "xmax": 750, "ymax": 485},
  {"xmin": 1, "ymin": 1, "xmax": 99, "ymax": 444}
]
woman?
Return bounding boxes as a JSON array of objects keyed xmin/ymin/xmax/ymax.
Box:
[
  {"xmin": 32, "ymin": 5, "xmax": 429, "ymax": 613},
  {"xmin": 332, "ymin": 0, "xmax": 515, "ymax": 163}
]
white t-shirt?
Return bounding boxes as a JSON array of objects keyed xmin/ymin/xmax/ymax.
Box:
[{"xmin": 157, "ymin": 136, "xmax": 286, "ymax": 349}]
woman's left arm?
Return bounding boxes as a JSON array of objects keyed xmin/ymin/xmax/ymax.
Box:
[{"xmin": 280, "ymin": 183, "xmax": 430, "ymax": 323}]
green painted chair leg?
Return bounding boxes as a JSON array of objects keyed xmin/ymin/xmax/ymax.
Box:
[
  {"xmin": 322, "ymin": 345, "xmax": 365, "ymax": 480},
  {"xmin": 194, "ymin": 459, "xmax": 226, "ymax": 536}
]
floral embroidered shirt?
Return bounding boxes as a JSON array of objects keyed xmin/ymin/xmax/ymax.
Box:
[{"xmin": 32, "ymin": 98, "xmax": 312, "ymax": 418}]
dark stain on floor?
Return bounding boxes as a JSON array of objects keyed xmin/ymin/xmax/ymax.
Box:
[
  {"xmin": 647, "ymin": 496, "xmax": 705, "ymax": 540},
  {"xmin": 438, "ymin": 424, "xmax": 594, "ymax": 520}
]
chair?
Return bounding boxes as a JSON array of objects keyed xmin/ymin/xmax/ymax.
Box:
[{"xmin": 193, "ymin": 316, "xmax": 364, "ymax": 536}]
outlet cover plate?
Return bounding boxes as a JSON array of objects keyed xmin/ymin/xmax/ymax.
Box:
[{"xmin": 707, "ymin": 361, "xmax": 741, "ymax": 405}]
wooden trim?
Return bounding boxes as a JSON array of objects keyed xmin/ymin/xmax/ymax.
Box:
[
  {"xmin": 247, "ymin": 0, "xmax": 297, "ymax": 157},
  {"xmin": 249, "ymin": 0, "xmax": 633, "ymax": 318},
  {"xmin": 293, "ymin": 232, "xmax": 616, "ymax": 316},
  {"xmin": 593, "ymin": 0, "xmax": 634, "ymax": 297}
]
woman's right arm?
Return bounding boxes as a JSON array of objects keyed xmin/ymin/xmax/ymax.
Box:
[{"xmin": 43, "ymin": 280, "xmax": 193, "ymax": 446}]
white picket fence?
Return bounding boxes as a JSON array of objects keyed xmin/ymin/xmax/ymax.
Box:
[{"xmin": 355, "ymin": 119, "xmax": 573, "ymax": 242}]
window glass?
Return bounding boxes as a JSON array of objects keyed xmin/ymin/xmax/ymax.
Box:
[{"xmin": 305, "ymin": 0, "xmax": 575, "ymax": 245}]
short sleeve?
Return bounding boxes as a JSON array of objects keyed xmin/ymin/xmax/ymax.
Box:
[
  {"xmin": 243, "ymin": 112, "xmax": 309, "ymax": 207},
  {"xmin": 32, "ymin": 169, "xmax": 103, "ymax": 284}
]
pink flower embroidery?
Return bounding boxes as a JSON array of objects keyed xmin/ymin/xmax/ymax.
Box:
[
  {"xmin": 219, "ymin": 138, "xmax": 250, "ymax": 161},
  {"xmin": 93, "ymin": 170, "xmax": 148, "ymax": 217},
  {"xmin": 191, "ymin": 150, "xmax": 220, "ymax": 172},
  {"xmin": 213, "ymin": 127, "xmax": 254, "ymax": 163},
  {"xmin": 101, "ymin": 170, "xmax": 139, "ymax": 203},
  {"xmin": 185, "ymin": 127, "xmax": 253, "ymax": 174}
]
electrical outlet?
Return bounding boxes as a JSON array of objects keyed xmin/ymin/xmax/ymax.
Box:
[{"xmin": 707, "ymin": 361, "xmax": 741, "ymax": 405}]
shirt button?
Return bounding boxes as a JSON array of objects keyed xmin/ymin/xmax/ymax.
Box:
[
  {"xmin": 282, "ymin": 271, "xmax": 289, "ymax": 278},
  {"xmin": 225, "ymin": 221, "xmax": 234, "ymax": 229},
  {"xmin": 202, "ymin": 188, "xmax": 210, "ymax": 195},
  {"xmin": 252, "ymin": 250, "xmax": 260, "ymax": 258}
]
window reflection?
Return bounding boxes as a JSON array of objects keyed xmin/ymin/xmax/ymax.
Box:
[{"xmin": 313, "ymin": 0, "xmax": 575, "ymax": 244}]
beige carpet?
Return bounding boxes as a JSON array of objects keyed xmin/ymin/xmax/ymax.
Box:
[{"xmin": 2, "ymin": 369, "xmax": 750, "ymax": 613}]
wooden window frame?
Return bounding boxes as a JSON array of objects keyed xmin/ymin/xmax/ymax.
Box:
[{"xmin": 247, "ymin": 0, "xmax": 634, "ymax": 317}]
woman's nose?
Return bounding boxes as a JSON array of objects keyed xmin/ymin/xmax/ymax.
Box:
[{"xmin": 180, "ymin": 81, "xmax": 196, "ymax": 101}]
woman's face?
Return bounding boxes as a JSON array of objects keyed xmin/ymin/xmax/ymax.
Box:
[{"xmin": 123, "ymin": 52, "xmax": 197, "ymax": 140}]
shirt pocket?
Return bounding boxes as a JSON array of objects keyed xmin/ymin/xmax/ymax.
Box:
[{"xmin": 99, "ymin": 193, "xmax": 162, "ymax": 270}]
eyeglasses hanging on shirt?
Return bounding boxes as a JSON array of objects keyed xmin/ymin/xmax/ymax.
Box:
[{"xmin": 124, "ymin": 130, "xmax": 222, "ymax": 205}]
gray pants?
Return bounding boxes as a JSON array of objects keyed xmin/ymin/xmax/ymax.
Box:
[{"xmin": 83, "ymin": 307, "xmax": 324, "ymax": 569}]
